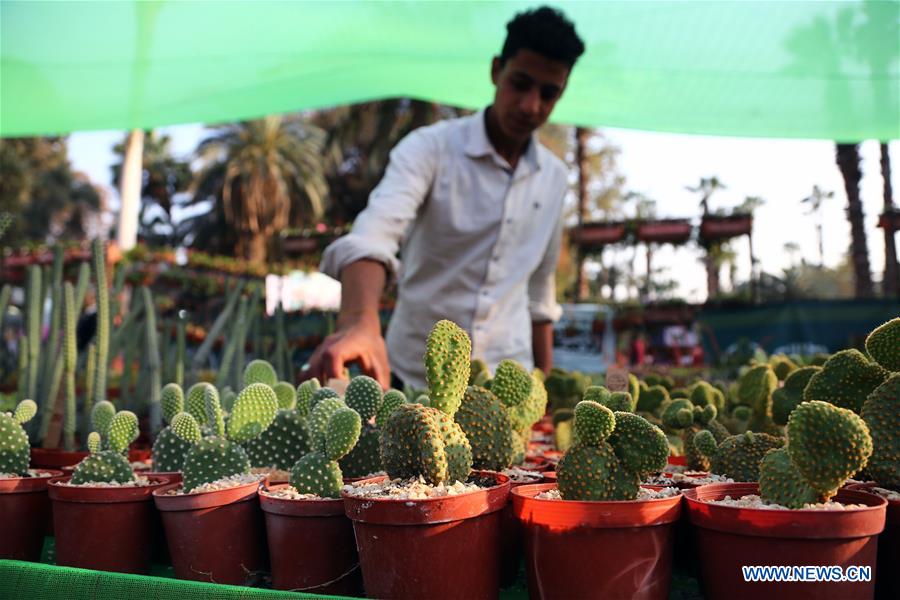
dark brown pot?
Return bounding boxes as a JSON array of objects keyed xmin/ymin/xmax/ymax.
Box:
[
  {"xmin": 847, "ymin": 482, "xmax": 900, "ymax": 600},
  {"xmin": 153, "ymin": 479, "xmax": 267, "ymax": 585},
  {"xmin": 260, "ymin": 484, "xmax": 362, "ymax": 595},
  {"xmin": 499, "ymin": 473, "xmax": 548, "ymax": 588},
  {"xmin": 0, "ymin": 470, "xmax": 62, "ymax": 561},
  {"xmin": 48, "ymin": 475, "xmax": 171, "ymax": 573},
  {"xmin": 342, "ymin": 471, "xmax": 511, "ymax": 600}
]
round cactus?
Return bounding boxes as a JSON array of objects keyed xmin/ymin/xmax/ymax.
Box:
[
  {"xmin": 0, "ymin": 400, "xmax": 36, "ymax": 475},
  {"xmin": 424, "ymin": 320, "xmax": 471, "ymax": 417},
  {"xmin": 227, "ymin": 383, "xmax": 278, "ymax": 443},
  {"xmin": 557, "ymin": 442, "xmax": 638, "ymax": 501},
  {"xmin": 290, "ymin": 451, "xmax": 344, "ymax": 498},
  {"xmin": 662, "ymin": 399, "xmax": 695, "ymax": 429},
  {"xmin": 861, "ymin": 374, "xmax": 900, "ymax": 489},
  {"xmin": 242, "ymin": 359, "xmax": 277, "ymax": 388},
  {"xmin": 376, "ymin": 389, "xmax": 407, "ymax": 428},
  {"xmin": 14, "ymin": 399, "xmax": 37, "ymax": 424},
  {"xmin": 182, "ymin": 436, "xmax": 251, "ymax": 492},
  {"xmin": 804, "ymin": 349, "xmax": 889, "ymax": 413},
  {"xmin": 244, "ymin": 409, "xmax": 312, "ymax": 471},
  {"xmin": 455, "ymin": 386, "xmax": 516, "ymax": 470},
  {"xmin": 296, "ymin": 378, "xmax": 321, "ymax": 416},
  {"xmin": 345, "ymin": 375, "xmax": 382, "ymax": 422},
  {"xmin": 573, "ymin": 401, "xmax": 615, "ymax": 445},
  {"xmin": 161, "ymin": 383, "xmax": 185, "ymax": 425},
  {"xmin": 491, "ymin": 360, "xmax": 533, "ymax": 408},
  {"xmin": 865, "ymin": 318, "xmax": 899, "ymax": 372},
  {"xmin": 273, "ymin": 381, "xmax": 297, "ymax": 410}
]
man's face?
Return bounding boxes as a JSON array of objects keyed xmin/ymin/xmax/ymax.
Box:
[{"xmin": 490, "ymin": 49, "xmax": 570, "ymax": 143}]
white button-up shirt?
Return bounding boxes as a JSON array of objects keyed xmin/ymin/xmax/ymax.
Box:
[{"xmin": 320, "ymin": 109, "xmax": 567, "ymax": 389}]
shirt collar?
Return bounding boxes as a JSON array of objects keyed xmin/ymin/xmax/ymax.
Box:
[{"xmin": 465, "ymin": 107, "xmax": 542, "ymax": 176}]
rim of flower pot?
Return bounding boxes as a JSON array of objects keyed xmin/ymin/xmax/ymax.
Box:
[
  {"xmin": 845, "ymin": 482, "xmax": 900, "ymax": 524},
  {"xmin": 0, "ymin": 469, "xmax": 64, "ymax": 494},
  {"xmin": 341, "ymin": 470, "xmax": 511, "ymax": 526},
  {"xmin": 511, "ymin": 482, "xmax": 683, "ymax": 529},
  {"xmin": 48, "ymin": 475, "xmax": 171, "ymax": 503},
  {"xmin": 259, "ymin": 483, "xmax": 345, "ymax": 517},
  {"xmin": 152, "ymin": 478, "xmax": 262, "ymax": 511},
  {"xmin": 683, "ymin": 482, "xmax": 887, "ymax": 539}
]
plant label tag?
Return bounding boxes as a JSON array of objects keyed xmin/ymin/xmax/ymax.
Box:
[{"xmin": 605, "ymin": 367, "xmax": 629, "ymax": 392}]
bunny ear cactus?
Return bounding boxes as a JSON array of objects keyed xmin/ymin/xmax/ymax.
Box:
[
  {"xmin": 557, "ymin": 401, "xmax": 667, "ymax": 501},
  {"xmin": 242, "ymin": 359, "xmax": 277, "ymax": 388},
  {"xmin": 689, "ymin": 381, "xmax": 725, "ymax": 413},
  {"xmin": 185, "ymin": 382, "xmax": 217, "ymax": 427},
  {"xmin": 469, "ymin": 359, "xmax": 490, "ymax": 387},
  {"xmin": 227, "ymin": 383, "xmax": 278, "ymax": 443},
  {"xmin": 735, "ymin": 365, "xmax": 779, "ymax": 432},
  {"xmin": 637, "ymin": 385, "xmax": 669, "ymax": 414},
  {"xmin": 661, "ymin": 399, "xmax": 727, "ymax": 471},
  {"xmin": 345, "ymin": 375, "xmax": 382, "ymax": 422},
  {"xmin": 759, "ymin": 401, "xmax": 872, "ymax": 508},
  {"xmin": 771, "ymin": 367, "xmax": 820, "ymax": 425},
  {"xmin": 455, "ymin": 386, "xmax": 517, "ymax": 471},
  {"xmin": 804, "ymin": 349, "xmax": 889, "ymax": 414},
  {"xmin": 310, "ymin": 387, "xmax": 340, "ymax": 411},
  {"xmin": 861, "ymin": 374, "xmax": 900, "ymax": 489},
  {"xmin": 91, "ymin": 400, "xmax": 116, "ymax": 444},
  {"xmin": 273, "ymin": 381, "xmax": 297, "ymax": 410},
  {"xmin": 768, "ymin": 354, "xmax": 799, "ymax": 381},
  {"xmin": 340, "ymin": 377, "xmax": 407, "ymax": 479},
  {"xmin": 693, "ymin": 430, "xmax": 783, "ymax": 481},
  {"xmin": 71, "ymin": 411, "xmax": 138, "ymax": 484},
  {"xmin": 424, "ymin": 319, "xmax": 472, "ymax": 416},
  {"xmin": 0, "ymin": 400, "xmax": 37, "ymax": 475},
  {"xmin": 296, "ymin": 379, "xmax": 321, "ymax": 417},
  {"xmin": 290, "ymin": 406, "xmax": 362, "ymax": 497},
  {"xmin": 865, "ymin": 318, "xmax": 900, "ymax": 372},
  {"xmin": 152, "ymin": 383, "xmax": 197, "ymax": 473}
]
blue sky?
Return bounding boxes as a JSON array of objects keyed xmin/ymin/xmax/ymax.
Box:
[{"xmin": 67, "ymin": 125, "xmax": 898, "ymax": 302}]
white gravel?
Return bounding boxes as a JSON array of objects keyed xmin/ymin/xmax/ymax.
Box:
[
  {"xmin": 260, "ymin": 485, "xmax": 324, "ymax": 501},
  {"xmin": 0, "ymin": 469, "xmax": 57, "ymax": 479},
  {"xmin": 342, "ymin": 475, "xmax": 483, "ymax": 500},
  {"xmin": 502, "ymin": 467, "xmax": 545, "ymax": 483},
  {"xmin": 251, "ymin": 467, "xmax": 291, "ymax": 482},
  {"xmin": 166, "ymin": 473, "xmax": 263, "ymax": 495},
  {"xmin": 57, "ymin": 475, "xmax": 153, "ymax": 487},
  {"xmin": 644, "ymin": 472, "xmax": 734, "ymax": 486},
  {"xmin": 706, "ymin": 494, "xmax": 868, "ymax": 510},
  {"xmin": 535, "ymin": 486, "xmax": 681, "ymax": 501},
  {"xmin": 871, "ymin": 487, "xmax": 900, "ymax": 502}
]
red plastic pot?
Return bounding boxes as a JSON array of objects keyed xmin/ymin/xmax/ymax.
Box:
[
  {"xmin": 0, "ymin": 470, "xmax": 62, "ymax": 561},
  {"xmin": 847, "ymin": 483, "xmax": 899, "ymax": 600},
  {"xmin": 153, "ymin": 479, "xmax": 267, "ymax": 585},
  {"xmin": 342, "ymin": 471, "xmax": 511, "ymax": 600},
  {"xmin": 667, "ymin": 455, "xmax": 687, "ymax": 467},
  {"xmin": 512, "ymin": 483, "xmax": 682, "ymax": 600},
  {"xmin": 260, "ymin": 484, "xmax": 362, "ymax": 595},
  {"xmin": 48, "ymin": 475, "xmax": 171, "ymax": 573},
  {"xmin": 520, "ymin": 458, "xmax": 552, "ymax": 473},
  {"xmin": 30, "ymin": 448, "xmax": 152, "ymax": 469},
  {"xmin": 500, "ymin": 473, "xmax": 549, "ymax": 588},
  {"xmin": 683, "ymin": 483, "xmax": 886, "ymax": 600},
  {"xmin": 542, "ymin": 471, "xmax": 557, "ymax": 482}
]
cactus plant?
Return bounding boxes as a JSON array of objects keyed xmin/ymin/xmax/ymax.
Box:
[
  {"xmin": 243, "ymin": 381, "xmax": 314, "ymax": 472},
  {"xmin": 152, "ymin": 383, "xmax": 196, "ymax": 472},
  {"xmin": 140, "ymin": 287, "xmax": 163, "ymax": 434},
  {"xmin": 62, "ymin": 282, "xmax": 78, "ymax": 451},
  {"xmin": 804, "ymin": 349, "xmax": 889, "ymax": 414},
  {"xmin": 91, "ymin": 239, "xmax": 109, "ymax": 411},
  {"xmin": 171, "ymin": 382, "xmax": 279, "ymax": 492},
  {"xmin": 455, "ymin": 385, "xmax": 517, "ymax": 471},
  {"xmin": 771, "ymin": 366, "xmax": 820, "ymax": 425},
  {"xmin": 296, "ymin": 378, "xmax": 321, "ymax": 416},
  {"xmin": 0, "ymin": 400, "xmax": 38, "ymax": 475},
  {"xmin": 759, "ymin": 401, "xmax": 872, "ymax": 508},
  {"xmin": 693, "ymin": 430, "xmax": 783, "ymax": 481},
  {"xmin": 243, "ymin": 359, "xmax": 278, "ymax": 389},
  {"xmin": 735, "ymin": 365, "xmax": 779, "ymax": 432},
  {"xmin": 71, "ymin": 411, "xmax": 139, "ymax": 484},
  {"xmin": 636, "ymin": 385, "xmax": 669, "ymax": 414},
  {"xmin": 290, "ymin": 401, "xmax": 362, "ymax": 498},
  {"xmin": 860, "ymin": 374, "xmax": 899, "ymax": 489},
  {"xmin": 545, "ymin": 368, "xmax": 591, "ymax": 412},
  {"xmin": 661, "ymin": 398, "xmax": 728, "ymax": 471},
  {"xmin": 557, "ymin": 401, "xmax": 668, "ymax": 501},
  {"xmin": 272, "ymin": 381, "xmax": 297, "ymax": 410},
  {"xmin": 865, "ymin": 318, "xmax": 899, "ymax": 372},
  {"xmin": 24, "ymin": 265, "xmax": 41, "ymax": 407},
  {"xmin": 337, "ymin": 375, "xmax": 395, "ymax": 478}
]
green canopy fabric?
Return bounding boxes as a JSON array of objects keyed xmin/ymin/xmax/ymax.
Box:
[{"xmin": 2, "ymin": 0, "xmax": 898, "ymax": 140}]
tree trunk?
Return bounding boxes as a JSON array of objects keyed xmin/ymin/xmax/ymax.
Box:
[
  {"xmin": 644, "ymin": 243, "xmax": 653, "ymax": 300},
  {"xmin": 117, "ymin": 129, "xmax": 145, "ymax": 251},
  {"xmin": 574, "ymin": 127, "xmax": 591, "ymax": 301},
  {"xmin": 705, "ymin": 245, "xmax": 720, "ymax": 301},
  {"xmin": 246, "ymin": 233, "xmax": 268, "ymax": 265},
  {"xmin": 881, "ymin": 142, "xmax": 898, "ymax": 297},
  {"xmin": 835, "ymin": 143, "xmax": 874, "ymax": 298}
]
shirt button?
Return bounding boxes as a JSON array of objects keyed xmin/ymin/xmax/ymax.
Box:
[
  {"xmin": 482, "ymin": 290, "xmax": 489, "ymax": 296},
  {"xmin": 505, "ymin": 218, "xmax": 513, "ymax": 224}
]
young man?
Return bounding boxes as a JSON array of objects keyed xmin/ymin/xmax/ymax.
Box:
[{"xmin": 308, "ymin": 6, "xmax": 585, "ymax": 389}]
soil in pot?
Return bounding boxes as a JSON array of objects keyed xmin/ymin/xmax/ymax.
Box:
[
  {"xmin": 48, "ymin": 475, "xmax": 171, "ymax": 573},
  {"xmin": 153, "ymin": 476, "xmax": 267, "ymax": 585},
  {"xmin": 847, "ymin": 483, "xmax": 900, "ymax": 600},
  {"xmin": 0, "ymin": 470, "xmax": 63, "ymax": 561},
  {"xmin": 342, "ymin": 471, "xmax": 511, "ymax": 600},
  {"xmin": 684, "ymin": 482, "xmax": 886, "ymax": 600},
  {"xmin": 260, "ymin": 484, "xmax": 362, "ymax": 595},
  {"xmin": 512, "ymin": 482, "xmax": 683, "ymax": 600}
]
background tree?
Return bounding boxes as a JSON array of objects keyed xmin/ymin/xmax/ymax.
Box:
[
  {"xmin": 835, "ymin": 143, "xmax": 874, "ymax": 298},
  {"xmin": 801, "ymin": 185, "xmax": 834, "ymax": 267},
  {"xmin": 687, "ymin": 176, "xmax": 728, "ymax": 300}
]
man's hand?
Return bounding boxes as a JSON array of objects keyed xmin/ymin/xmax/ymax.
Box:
[{"xmin": 303, "ymin": 317, "xmax": 391, "ymax": 388}]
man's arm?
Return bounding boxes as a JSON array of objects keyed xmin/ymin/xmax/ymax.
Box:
[
  {"xmin": 532, "ymin": 320, "xmax": 554, "ymax": 375},
  {"xmin": 305, "ymin": 259, "xmax": 390, "ymax": 387}
]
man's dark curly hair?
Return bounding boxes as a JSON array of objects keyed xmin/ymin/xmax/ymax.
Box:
[{"xmin": 500, "ymin": 6, "xmax": 585, "ymax": 69}]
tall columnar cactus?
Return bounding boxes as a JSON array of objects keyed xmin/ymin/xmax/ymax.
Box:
[
  {"xmin": 0, "ymin": 400, "xmax": 38, "ymax": 475},
  {"xmin": 290, "ymin": 402, "xmax": 362, "ymax": 497},
  {"xmin": 171, "ymin": 382, "xmax": 279, "ymax": 492},
  {"xmin": 175, "ymin": 312, "xmax": 186, "ymax": 388},
  {"xmin": 381, "ymin": 320, "xmax": 473, "ymax": 485},
  {"xmin": 759, "ymin": 401, "xmax": 872, "ymax": 508},
  {"xmin": 557, "ymin": 401, "xmax": 668, "ymax": 501},
  {"xmin": 771, "ymin": 366, "xmax": 821, "ymax": 425},
  {"xmin": 215, "ymin": 295, "xmax": 248, "ymax": 390},
  {"xmin": 860, "ymin": 374, "xmax": 899, "ymax": 489},
  {"xmin": 661, "ymin": 398, "xmax": 728, "ymax": 471},
  {"xmin": 865, "ymin": 318, "xmax": 899, "ymax": 372},
  {"xmin": 24, "ymin": 265, "xmax": 41, "ymax": 407},
  {"xmin": 693, "ymin": 430, "xmax": 783, "ymax": 481},
  {"xmin": 82, "ymin": 342, "xmax": 96, "ymax": 444},
  {"xmin": 72, "ymin": 411, "xmax": 139, "ymax": 484},
  {"xmin": 152, "ymin": 383, "xmax": 196, "ymax": 472},
  {"xmin": 191, "ymin": 280, "xmax": 243, "ymax": 374},
  {"xmin": 141, "ymin": 287, "xmax": 162, "ymax": 434},
  {"xmin": 62, "ymin": 282, "xmax": 78, "ymax": 451},
  {"xmin": 803, "ymin": 349, "xmax": 888, "ymax": 414},
  {"xmin": 91, "ymin": 239, "xmax": 109, "ymax": 410}
]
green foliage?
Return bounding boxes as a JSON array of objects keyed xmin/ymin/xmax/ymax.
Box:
[
  {"xmin": 244, "ymin": 409, "xmax": 312, "ymax": 471},
  {"xmin": 693, "ymin": 430, "xmax": 783, "ymax": 481},
  {"xmin": 424, "ymin": 320, "xmax": 471, "ymax": 417},
  {"xmin": 273, "ymin": 381, "xmax": 297, "ymax": 410},
  {"xmin": 455, "ymin": 386, "xmax": 516, "ymax": 471},
  {"xmin": 344, "ymin": 375, "xmax": 382, "ymax": 421},
  {"xmin": 865, "ymin": 318, "xmax": 899, "ymax": 372},
  {"xmin": 242, "ymin": 359, "xmax": 277, "ymax": 388},
  {"xmin": 296, "ymin": 378, "xmax": 320, "ymax": 416},
  {"xmin": 860, "ymin": 374, "xmax": 900, "ymax": 489},
  {"xmin": 771, "ymin": 366, "xmax": 820, "ymax": 425},
  {"xmin": 0, "ymin": 400, "xmax": 37, "ymax": 475},
  {"xmin": 227, "ymin": 383, "xmax": 278, "ymax": 443},
  {"xmin": 804, "ymin": 349, "xmax": 889, "ymax": 413}
]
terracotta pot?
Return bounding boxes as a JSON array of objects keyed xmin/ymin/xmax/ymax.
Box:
[
  {"xmin": 500, "ymin": 473, "xmax": 549, "ymax": 589},
  {"xmin": 153, "ymin": 479, "xmax": 267, "ymax": 585},
  {"xmin": 512, "ymin": 483, "xmax": 682, "ymax": 600},
  {"xmin": 342, "ymin": 471, "xmax": 511, "ymax": 600},
  {"xmin": 684, "ymin": 483, "xmax": 886, "ymax": 600},
  {"xmin": 847, "ymin": 483, "xmax": 900, "ymax": 600},
  {"xmin": 0, "ymin": 470, "xmax": 62, "ymax": 561},
  {"xmin": 48, "ymin": 475, "xmax": 171, "ymax": 573},
  {"xmin": 260, "ymin": 484, "xmax": 362, "ymax": 595}
]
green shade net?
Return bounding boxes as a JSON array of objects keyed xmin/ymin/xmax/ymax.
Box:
[{"xmin": 2, "ymin": 0, "xmax": 898, "ymax": 140}]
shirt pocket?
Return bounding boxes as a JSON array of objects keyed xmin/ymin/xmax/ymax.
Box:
[{"xmin": 425, "ymin": 159, "xmax": 505, "ymax": 247}]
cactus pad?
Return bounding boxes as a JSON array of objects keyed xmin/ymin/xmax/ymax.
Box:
[
  {"xmin": 573, "ymin": 401, "xmax": 615, "ymax": 445},
  {"xmin": 804, "ymin": 349, "xmax": 889, "ymax": 413},
  {"xmin": 865, "ymin": 318, "xmax": 900, "ymax": 372},
  {"xmin": 339, "ymin": 423, "xmax": 383, "ymax": 478},
  {"xmin": 296, "ymin": 378, "xmax": 321, "ymax": 416},
  {"xmin": 182, "ymin": 436, "xmax": 251, "ymax": 492},
  {"xmin": 491, "ymin": 360, "xmax": 533, "ymax": 408},
  {"xmin": 290, "ymin": 451, "xmax": 344, "ymax": 498},
  {"xmin": 242, "ymin": 359, "xmax": 278, "ymax": 388},
  {"xmin": 861, "ymin": 374, "xmax": 900, "ymax": 489},
  {"xmin": 376, "ymin": 390, "xmax": 406, "ymax": 428},
  {"xmin": 455, "ymin": 386, "xmax": 516, "ymax": 470},
  {"xmin": 325, "ymin": 407, "xmax": 362, "ymax": 461},
  {"xmin": 0, "ymin": 401, "xmax": 35, "ymax": 475},
  {"xmin": 244, "ymin": 409, "xmax": 312, "ymax": 471},
  {"xmin": 608, "ymin": 412, "xmax": 669, "ymax": 475},
  {"xmin": 227, "ymin": 383, "xmax": 278, "ymax": 443},
  {"xmin": 273, "ymin": 381, "xmax": 297, "ymax": 410},
  {"xmin": 345, "ymin": 375, "xmax": 382, "ymax": 421},
  {"xmin": 771, "ymin": 366, "xmax": 820, "ymax": 425},
  {"xmin": 424, "ymin": 320, "xmax": 471, "ymax": 417},
  {"xmin": 161, "ymin": 383, "xmax": 185, "ymax": 424}
]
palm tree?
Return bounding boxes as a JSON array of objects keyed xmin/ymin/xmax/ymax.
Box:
[
  {"xmin": 880, "ymin": 143, "xmax": 898, "ymax": 296},
  {"xmin": 189, "ymin": 116, "xmax": 328, "ymax": 264},
  {"xmin": 686, "ymin": 176, "xmax": 727, "ymax": 300},
  {"xmin": 687, "ymin": 176, "xmax": 727, "ymax": 216},
  {"xmin": 801, "ymin": 185, "xmax": 835, "ymax": 267},
  {"xmin": 835, "ymin": 143, "xmax": 874, "ymax": 298}
]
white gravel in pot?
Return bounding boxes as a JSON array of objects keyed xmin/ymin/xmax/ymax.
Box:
[
  {"xmin": 502, "ymin": 467, "xmax": 545, "ymax": 483},
  {"xmin": 705, "ymin": 494, "xmax": 868, "ymax": 510},
  {"xmin": 870, "ymin": 487, "xmax": 900, "ymax": 501},
  {"xmin": 342, "ymin": 475, "xmax": 484, "ymax": 500},
  {"xmin": 259, "ymin": 485, "xmax": 324, "ymax": 501},
  {"xmin": 535, "ymin": 486, "xmax": 682, "ymax": 501},
  {"xmin": 57, "ymin": 475, "xmax": 154, "ymax": 487},
  {"xmin": 0, "ymin": 469, "xmax": 57, "ymax": 479},
  {"xmin": 164, "ymin": 473, "xmax": 263, "ymax": 495}
]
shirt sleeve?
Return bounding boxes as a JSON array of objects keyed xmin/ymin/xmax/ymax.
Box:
[
  {"xmin": 527, "ymin": 189, "xmax": 565, "ymax": 323},
  {"xmin": 319, "ymin": 127, "xmax": 439, "ymax": 281}
]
